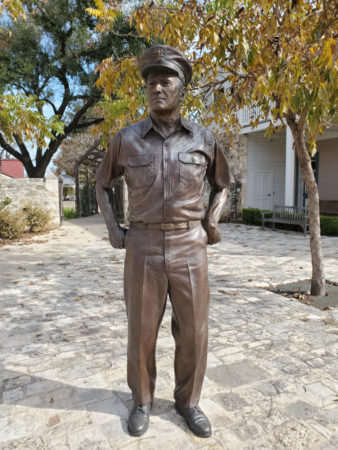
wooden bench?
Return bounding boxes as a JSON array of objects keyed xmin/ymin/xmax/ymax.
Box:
[{"xmin": 261, "ymin": 205, "xmax": 309, "ymax": 236}]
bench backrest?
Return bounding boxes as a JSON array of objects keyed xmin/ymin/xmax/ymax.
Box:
[{"xmin": 273, "ymin": 205, "xmax": 308, "ymax": 220}]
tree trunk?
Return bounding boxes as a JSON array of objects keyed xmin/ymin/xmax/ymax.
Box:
[
  {"xmin": 24, "ymin": 146, "xmax": 57, "ymax": 178},
  {"xmin": 25, "ymin": 161, "xmax": 49, "ymax": 178},
  {"xmin": 286, "ymin": 118, "xmax": 326, "ymax": 296}
]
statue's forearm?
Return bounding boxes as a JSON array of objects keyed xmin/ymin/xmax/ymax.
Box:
[
  {"xmin": 96, "ymin": 184, "xmax": 117, "ymax": 229},
  {"xmin": 203, "ymin": 188, "xmax": 228, "ymax": 245},
  {"xmin": 205, "ymin": 188, "xmax": 228, "ymax": 226},
  {"xmin": 96, "ymin": 184, "xmax": 125, "ymax": 248}
]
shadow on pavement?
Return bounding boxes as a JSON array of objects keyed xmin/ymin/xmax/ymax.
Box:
[{"xmin": 0, "ymin": 367, "xmax": 185, "ymax": 435}]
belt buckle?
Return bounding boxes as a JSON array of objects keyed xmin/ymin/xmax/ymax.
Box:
[{"xmin": 160, "ymin": 223, "xmax": 173, "ymax": 230}]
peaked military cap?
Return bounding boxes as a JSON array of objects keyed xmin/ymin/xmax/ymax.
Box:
[{"xmin": 138, "ymin": 45, "xmax": 192, "ymax": 86}]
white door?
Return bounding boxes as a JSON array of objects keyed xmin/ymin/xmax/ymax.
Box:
[{"xmin": 253, "ymin": 171, "xmax": 274, "ymax": 209}]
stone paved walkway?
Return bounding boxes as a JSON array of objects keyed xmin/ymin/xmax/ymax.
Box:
[{"xmin": 0, "ymin": 215, "xmax": 337, "ymax": 449}]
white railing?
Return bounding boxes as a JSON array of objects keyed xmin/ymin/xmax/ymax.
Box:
[{"xmin": 238, "ymin": 105, "xmax": 263, "ymax": 127}]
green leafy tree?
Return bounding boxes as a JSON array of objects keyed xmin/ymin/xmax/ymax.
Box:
[
  {"xmin": 0, "ymin": 0, "xmax": 146, "ymax": 177},
  {"xmin": 89, "ymin": 0, "xmax": 337, "ymax": 296}
]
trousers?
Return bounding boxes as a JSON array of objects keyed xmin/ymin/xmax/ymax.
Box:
[{"xmin": 123, "ymin": 223, "xmax": 210, "ymax": 407}]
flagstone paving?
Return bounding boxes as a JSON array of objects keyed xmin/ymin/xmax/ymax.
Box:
[{"xmin": 0, "ymin": 215, "xmax": 337, "ymax": 449}]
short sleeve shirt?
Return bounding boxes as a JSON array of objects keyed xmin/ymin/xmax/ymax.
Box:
[{"xmin": 95, "ymin": 116, "xmax": 231, "ymax": 223}]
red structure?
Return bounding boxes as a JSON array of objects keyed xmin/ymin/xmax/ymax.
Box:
[{"xmin": 0, "ymin": 159, "xmax": 24, "ymax": 178}]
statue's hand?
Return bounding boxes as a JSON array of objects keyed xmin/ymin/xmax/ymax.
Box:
[
  {"xmin": 203, "ymin": 221, "xmax": 221, "ymax": 245},
  {"xmin": 108, "ymin": 226, "xmax": 126, "ymax": 249}
]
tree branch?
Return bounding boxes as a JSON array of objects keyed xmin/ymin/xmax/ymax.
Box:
[
  {"xmin": 0, "ymin": 133, "xmax": 23, "ymax": 160},
  {"xmin": 56, "ymin": 75, "xmax": 70, "ymax": 119},
  {"xmin": 13, "ymin": 82, "xmax": 30, "ymax": 96},
  {"xmin": 189, "ymin": 77, "xmax": 228, "ymax": 92},
  {"xmin": 13, "ymin": 134, "xmax": 32, "ymax": 161},
  {"xmin": 323, "ymin": 0, "xmax": 328, "ymax": 21},
  {"xmin": 110, "ymin": 29, "xmax": 150, "ymax": 41},
  {"xmin": 63, "ymin": 99, "xmax": 95, "ymax": 135},
  {"xmin": 46, "ymin": 99, "xmax": 96, "ymax": 159},
  {"xmin": 299, "ymin": 106, "xmax": 308, "ymax": 129},
  {"xmin": 55, "ymin": 29, "xmax": 71, "ymax": 119},
  {"xmin": 40, "ymin": 98, "xmax": 58, "ymax": 115},
  {"xmin": 37, "ymin": 75, "xmax": 52, "ymax": 96},
  {"xmin": 72, "ymin": 94, "xmax": 89, "ymax": 101},
  {"xmin": 72, "ymin": 117, "xmax": 104, "ymax": 130}
]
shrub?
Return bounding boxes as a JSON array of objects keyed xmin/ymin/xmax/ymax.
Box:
[
  {"xmin": 80, "ymin": 183, "xmax": 97, "ymax": 217},
  {"xmin": 63, "ymin": 207, "xmax": 77, "ymax": 219},
  {"xmin": 320, "ymin": 215, "xmax": 338, "ymax": 236},
  {"xmin": 242, "ymin": 208, "xmax": 272, "ymax": 225},
  {"xmin": 0, "ymin": 197, "xmax": 12, "ymax": 210},
  {"xmin": 0, "ymin": 208, "xmax": 26, "ymax": 239},
  {"xmin": 23, "ymin": 203, "xmax": 51, "ymax": 232}
]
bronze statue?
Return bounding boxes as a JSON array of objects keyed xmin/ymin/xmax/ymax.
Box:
[{"xmin": 95, "ymin": 45, "xmax": 230, "ymax": 438}]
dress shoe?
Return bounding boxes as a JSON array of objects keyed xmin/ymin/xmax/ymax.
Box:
[
  {"xmin": 127, "ymin": 404, "xmax": 151, "ymax": 436},
  {"xmin": 175, "ymin": 403, "xmax": 212, "ymax": 438}
]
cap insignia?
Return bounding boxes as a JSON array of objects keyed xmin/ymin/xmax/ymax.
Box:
[{"xmin": 152, "ymin": 48, "xmax": 165, "ymax": 63}]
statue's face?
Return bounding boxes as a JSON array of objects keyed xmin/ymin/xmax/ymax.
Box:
[{"xmin": 146, "ymin": 70, "xmax": 185, "ymax": 114}]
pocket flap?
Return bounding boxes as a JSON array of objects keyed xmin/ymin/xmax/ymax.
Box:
[
  {"xmin": 127, "ymin": 155, "xmax": 152, "ymax": 167},
  {"xmin": 179, "ymin": 152, "xmax": 207, "ymax": 165}
]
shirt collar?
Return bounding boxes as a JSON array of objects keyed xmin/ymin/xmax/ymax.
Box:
[
  {"xmin": 142, "ymin": 115, "xmax": 193, "ymax": 138},
  {"xmin": 180, "ymin": 116, "xmax": 194, "ymax": 133}
]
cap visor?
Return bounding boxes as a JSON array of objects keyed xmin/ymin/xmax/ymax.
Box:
[{"xmin": 142, "ymin": 64, "xmax": 180, "ymax": 79}]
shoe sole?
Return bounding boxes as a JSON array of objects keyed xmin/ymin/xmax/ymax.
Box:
[{"xmin": 175, "ymin": 405, "xmax": 212, "ymax": 438}]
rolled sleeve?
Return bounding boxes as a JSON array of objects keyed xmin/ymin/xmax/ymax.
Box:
[
  {"xmin": 95, "ymin": 132, "xmax": 124, "ymax": 188},
  {"xmin": 207, "ymin": 133, "xmax": 231, "ymax": 191}
]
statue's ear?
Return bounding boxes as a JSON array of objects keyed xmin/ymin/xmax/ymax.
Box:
[{"xmin": 181, "ymin": 86, "xmax": 186, "ymax": 100}]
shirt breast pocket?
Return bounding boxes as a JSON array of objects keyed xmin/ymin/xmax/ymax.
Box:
[
  {"xmin": 178, "ymin": 152, "xmax": 208, "ymax": 187},
  {"xmin": 125, "ymin": 155, "xmax": 154, "ymax": 188}
]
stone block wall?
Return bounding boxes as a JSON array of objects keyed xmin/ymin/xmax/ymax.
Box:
[
  {"xmin": 201, "ymin": 133, "xmax": 247, "ymax": 221},
  {"xmin": 209, "ymin": 133, "xmax": 247, "ymax": 221},
  {"xmin": 0, "ymin": 174, "xmax": 61, "ymax": 228},
  {"xmin": 225, "ymin": 133, "xmax": 248, "ymax": 219}
]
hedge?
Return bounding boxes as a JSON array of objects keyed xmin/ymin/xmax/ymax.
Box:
[
  {"xmin": 242, "ymin": 208, "xmax": 271, "ymax": 226},
  {"xmin": 320, "ymin": 215, "xmax": 338, "ymax": 236},
  {"xmin": 242, "ymin": 208, "xmax": 338, "ymax": 236}
]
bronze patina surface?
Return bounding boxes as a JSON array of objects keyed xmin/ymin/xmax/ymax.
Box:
[{"xmin": 95, "ymin": 45, "xmax": 231, "ymax": 436}]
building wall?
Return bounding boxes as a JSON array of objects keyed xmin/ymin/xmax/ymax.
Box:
[
  {"xmin": 318, "ymin": 138, "xmax": 338, "ymax": 201},
  {"xmin": 0, "ymin": 175, "xmax": 61, "ymax": 228},
  {"xmin": 245, "ymin": 131, "xmax": 286, "ymax": 209}
]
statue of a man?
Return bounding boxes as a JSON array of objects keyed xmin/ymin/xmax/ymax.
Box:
[{"xmin": 95, "ymin": 45, "xmax": 230, "ymax": 438}]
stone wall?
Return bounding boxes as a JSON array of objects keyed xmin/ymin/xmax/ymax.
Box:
[
  {"xmin": 0, "ymin": 174, "xmax": 61, "ymax": 228},
  {"xmin": 217, "ymin": 133, "xmax": 248, "ymax": 221},
  {"xmin": 201, "ymin": 133, "xmax": 247, "ymax": 221},
  {"xmin": 228, "ymin": 133, "xmax": 248, "ymax": 217}
]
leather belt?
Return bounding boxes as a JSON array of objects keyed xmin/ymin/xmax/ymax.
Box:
[{"xmin": 130, "ymin": 220, "xmax": 201, "ymax": 230}]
